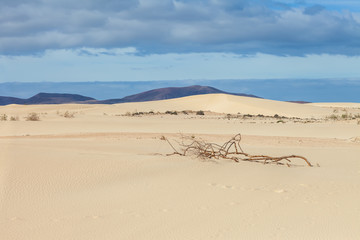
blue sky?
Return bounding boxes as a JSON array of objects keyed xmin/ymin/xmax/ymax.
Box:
[{"xmin": 1, "ymin": 0, "xmax": 360, "ymax": 83}]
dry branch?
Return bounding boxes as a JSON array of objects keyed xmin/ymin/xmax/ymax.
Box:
[{"xmin": 166, "ymin": 134, "xmax": 312, "ymax": 167}]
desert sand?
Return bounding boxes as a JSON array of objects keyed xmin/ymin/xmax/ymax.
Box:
[{"xmin": 1, "ymin": 94, "xmax": 360, "ymax": 240}]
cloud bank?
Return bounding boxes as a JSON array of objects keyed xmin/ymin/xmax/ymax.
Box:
[
  {"xmin": 2, "ymin": 49, "xmax": 360, "ymax": 83},
  {"xmin": 1, "ymin": 0, "xmax": 360, "ymax": 56}
]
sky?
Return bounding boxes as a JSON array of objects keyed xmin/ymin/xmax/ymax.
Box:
[{"xmin": 1, "ymin": 0, "xmax": 360, "ymax": 83}]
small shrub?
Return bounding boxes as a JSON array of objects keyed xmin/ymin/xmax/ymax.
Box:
[
  {"xmin": 132, "ymin": 111, "xmax": 144, "ymax": 116},
  {"xmin": 26, "ymin": 112, "xmax": 40, "ymax": 121},
  {"xmin": 63, "ymin": 111, "xmax": 75, "ymax": 118},
  {"xmin": 341, "ymin": 113, "xmax": 349, "ymax": 119},
  {"xmin": 0, "ymin": 114, "xmax": 7, "ymax": 121},
  {"xmin": 276, "ymin": 120, "xmax": 285, "ymax": 123},
  {"xmin": 243, "ymin": 114, "xmax": 253, "ymax": 118},
  {"xmin": 274, "ymin": 114, "xmax": 280, "ymax": 118},
  {"xmin": 182, "ymin": 110, "xmax": 188, "ymax": 115},
  {"xmin": 328, "ymin": 114, "xmax": 339, "ymax": 121},
  {"xmin": 165, "ymin": 111, "xmax": 177, "ymax": 115},
  {"xmin": 196, "ymin": 110, "xmax": 205, "ymax": 115},
  {"xmin": 10, "ymin": 116, "xmax": 19, "ymax": 121}
]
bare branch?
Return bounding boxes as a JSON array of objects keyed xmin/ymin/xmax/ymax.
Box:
[{"xmin": 165, "ymin": 134, "xmax": 312, "ymax": 167}]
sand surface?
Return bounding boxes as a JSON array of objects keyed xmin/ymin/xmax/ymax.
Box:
[
  {"xmin": 1, "ymin": 94, "xmax": 360, "ymax": 239},
  {"xmin": 308, "ymin": 102, "xmax": 360, "ymax": 108}
]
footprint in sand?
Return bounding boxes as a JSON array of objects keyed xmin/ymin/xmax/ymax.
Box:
[
  {"xmin": 9, "ymin": 217, "xmax": 24, "ymax": 221},
  {"xmin": 51, "ymin": 218, "xmax": 63, "ymax": 222},
  {"xmin": 85, "ymin": 215, "xmax": 103, "ymax": 220},
  {"xmin": 198, "ymin": 206, "xmax": 209, "ymax": 211},
  {"xmin": 207, "ymin": 185, "xmax": 259, "ymax": 192},
  {"xmin": 274, "ymin": 189, "xmax": 287, "ymax": 194},
  {"xmin": 161, "ymin": 208, "xmax": 169, "ymax": 213},
  {"xmin": 208, "ymin": 183, "xmax": 218, "ymax": 187},
  {"xmin": 221, "ymin": 185, "xmax": 236, "ymax": 190},
  {"xmin": 303, "ymin": 197, "xmax": 319, "ymax": 204},
  {"xmin": 250, "ymin": 187, "xmax": 268, "ymax": 192},
  {"xmin": 208, "ymin": 183, "xmax": 236, "ymax": 190}
]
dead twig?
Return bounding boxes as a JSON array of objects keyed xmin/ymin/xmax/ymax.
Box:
[{"xmin": 165, "ymin": 134, "xmax": 312, "ymax": 167}]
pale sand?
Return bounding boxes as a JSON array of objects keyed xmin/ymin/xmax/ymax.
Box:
[
  {"xmin": 1, "ymin": 94, "xmax": 360, "ymax": 240},
  {"xmin": 308, "ymin": 102, "xmax": 360, "ymax": 108}
]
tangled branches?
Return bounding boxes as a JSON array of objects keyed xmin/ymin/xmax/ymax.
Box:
[{"xmin": 166, "ymin": 134, "xmax": 312, "ymax": 167}]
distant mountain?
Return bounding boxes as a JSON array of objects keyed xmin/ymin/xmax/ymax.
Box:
[
  {"xmin": 26, "ymin": 93, "xmax": 95, "ymax": 104},
  {"xmin": 100, "ymin": 85, "xmax": 260, "ymax": 104},
  {"xmin": 0, "ymin": 93, "xmax": 95, "ymax": 105},
  {"xmin": 0, "ymin": 86, "xmax": 260, "ymax": 105},
  {"xmin": 287, "ymin": 101, "xmax": 312, "ymax": 104},
  {"xmin": 0, "ymin": 96, "xmax": 25, "ymax": 105}
]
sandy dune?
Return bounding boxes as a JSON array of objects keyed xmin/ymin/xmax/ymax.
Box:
[
  {"xmin": 109, "ymin": 94, "xmax": 334, "ymax": 118},
  {"xmin": 308, "ymin": 102, "xmax": 360, "ymax": 108},
  {"xmin": 2, "ymin": 93, "xmax": 337, "ymax": 118},
  {"xmin": 1, "ymin": 94, "xmax": 360, "ymax": 239}
]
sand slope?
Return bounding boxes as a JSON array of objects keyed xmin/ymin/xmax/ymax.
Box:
[
  {"xmin": 308, "ymin": 102, "xmax": 360, "ymax": 108},
  {"xmin": 104, "ymin": 94, "xmax": 334, "ymax": 118},
  {"xmin": 1, "ymin": 95, "xmax": 360, "ymax": 240},
  {"xmin": 1, "ymin": 93, "xmax": 336, "ymax": 118}
]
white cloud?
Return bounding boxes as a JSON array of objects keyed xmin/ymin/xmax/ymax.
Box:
[
  {"xmin": 1, "ymin": 0, "xmax": 360, "ymax": 55},
  {"xmin": 1, "ymin": 48, "xmax": 360, "ymax": 82},
  {"xmin": 76, "ymin": 47, "xmax": 138, "ymax": 56}
]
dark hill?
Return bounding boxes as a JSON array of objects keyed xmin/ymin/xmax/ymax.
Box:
[
  {"xmin": 26, "ymin": 93, "xmax": 95, "ymax": 104},
  {"xmin": 0, "ymin": 96, "xmax": 26, "ymax": 105},
  {"xmin": 100, "ymin": 85, "xmax": 260, "ymax": 104},
  {"xmin": 0, "ymin": 86, "xmax": 260, "ymax": 105},
  {"xmin": 287, "ymin": 101, "xmax": 312, "ymax": 104},
  {"xmin": 0, "ymin": 93, "xmax": 95, "ymax": 105}
]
